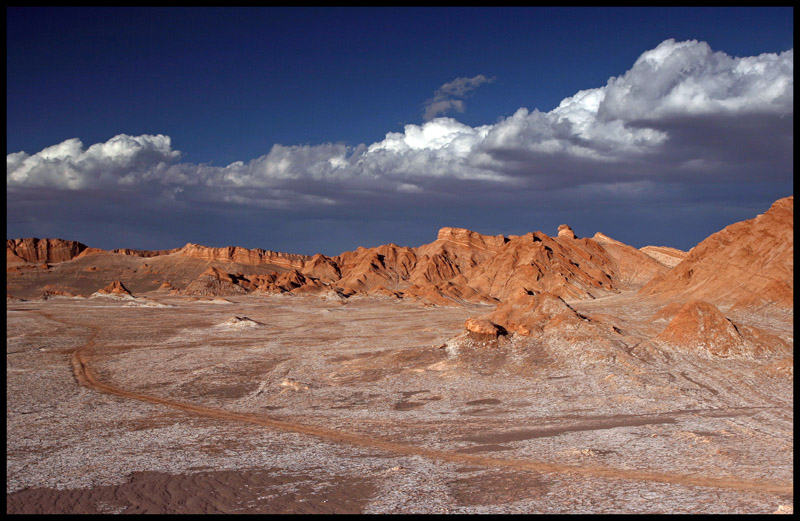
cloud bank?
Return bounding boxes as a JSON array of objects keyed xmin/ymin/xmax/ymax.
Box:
[{"xmin": 7, "ymin": 39, "xmax": 794, "ymax": 250}]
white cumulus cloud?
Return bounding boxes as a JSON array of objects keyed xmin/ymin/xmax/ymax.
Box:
[
  {"xmin": 7, "ymin": 134, "xmax": 181, "ymax": 190},
  {"xmin": 7, "ymin": 39, "xmax": 793, "ymax": 211}
]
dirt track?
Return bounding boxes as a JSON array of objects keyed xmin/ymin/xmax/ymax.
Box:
[{"xmin": 7, "ymin": 295, "xmax": 794, "ymax": 513}]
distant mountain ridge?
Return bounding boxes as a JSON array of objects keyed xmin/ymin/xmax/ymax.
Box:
[{"xmin": 7, "ymin": 196, "xmax": 792, "ymax": 314}]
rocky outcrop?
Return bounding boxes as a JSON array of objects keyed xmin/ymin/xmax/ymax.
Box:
[
  {"xmin": 91, "ymin": 280, "xmax": 133, "ymax": 298},
  {"xmin": 557, "ymin": 224, "xmax": 577, "ymax": 239},
  {"xmin": 112, "ymin": 247, "xmax": 182, "ymax": 257},
  {"xmin": 6, "ymin": 222, "xmax": 671, "ymax": 306},
  {"xmin": 409, "ymin": 227, "xmax": 507, "ymax": 286},
  {"xmin": 480, "ymin": 290, "xmax": 582, "ymax": 337},
  {"xmin": 639, "ymin": 196, "xmax": 793, "ymax": 309},
  {"xmin": 431, "ymin": 227, "xmax": 508, "ymax": 253},
  {"xmin": 248, "ymin": 270, "xmax": 334, "ymax": 296},
  {"xmin": 655, "ymin": 300, "xmax": 745, "ymax": 357},
  {"xmin": 7, "ymin": 238, "xmax": 88, "ymax": 266},
  {"xmin": 334, "ymin": 244, "xmax": 417, "ymax": 292},
  {"xmin": 463, "ymin": 231, "xmax": 617, "ymax": 301},
  {"xmin": 465, "ymin": 316, "xmax": 508, "ymax": 341},
  {"xmin": 300, "ymin": 254, "xmax": 341, "ymax": 282},
  {"xmin": 183, "ymin": 267, "xmax": 248, "ymax": 296},
  {"xmin": 176, "ymin": 243, "xmax": 309, "ymax": 269},
  {"xmin": 464, "ymin": 289, "xmax": 624, "ymax": 354},
  {"xmin": 652, "ymin": 300, "xmax": 789, "ymax": 358}
]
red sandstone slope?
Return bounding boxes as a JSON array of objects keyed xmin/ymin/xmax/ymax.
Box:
[{"xmin": 639, "ymin": 196, "xmax": 794, "ymax": 310}]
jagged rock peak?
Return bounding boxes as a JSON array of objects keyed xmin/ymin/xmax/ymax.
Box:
[{"xmin": 435, "ymin": 227, "xmax": 507, "ymax": 250}]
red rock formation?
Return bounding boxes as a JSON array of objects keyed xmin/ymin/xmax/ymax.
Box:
[
  {"xmin": 244, "ymin": 224, "xmax": 672, "ymax": 304},
  {"xmin": 476, "ymin": 290, "xmax": 587, "ymax": 337},
  {"xmin": 653, "ymin": 300, "xmax": 777, "ymax": 358},
  {"xmin": 6, "ymin": 238, "xmax": 87, "ymax": 266},
  {"xmin": 183, "ymin": 267, "xmax": 248, "ymax": 296},
  {"xmin": 462, "ymin": 231, "xmax": 617, "ymax": 301},
  {"xmin": 464, "ymin": 289, "xmax": 624, "ymax": 354},
  {"xmin": 409, "ymin": 227, "xmax": 507, "ymax": 286},
  {"xmin": 300, "ymin": 254, "xmax": 341, "ymax": 282},
  {"xmin": 95, "ymin": 280, "xmax": 132, "ymax": 296},
  {"xmin": 403, "ymin": 281, "xmax": 497, "ymax": 307},
  {"xmin": 639, "ymin": 196, "xmax": 793, "ymax": 309},
  {"xmin": 334, "ymin": 244, "xmax": 417, "ymax": 292},
  {"xmin": 249, "ymin": 269, "xmax": 328, "ymax": 295},
  {"xmin": 464, "ymin": 316, "xmax": 508, "ymax": 341},
  {"xmin": 176, "ymin": 243, "xmax": 309, "ymax": 269},
  {"xmin": 112, "ymin": 247, "xmax": 182, "ymax": 257},
  {"xmin": 557, "ymin": 224, "xmax": 577, "ymax": 239}
]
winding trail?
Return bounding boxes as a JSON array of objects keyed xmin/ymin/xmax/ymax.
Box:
[{"xmin": 40, "ymin": 309, "xmax": 793, "ymax": 497}]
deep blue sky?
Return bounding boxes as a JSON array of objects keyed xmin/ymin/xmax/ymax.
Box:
[{"xmin": 6, "ymin": 7, "xmax": 794, "ymax": 255}]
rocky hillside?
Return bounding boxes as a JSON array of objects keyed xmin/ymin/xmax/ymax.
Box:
[
  {"xmin": 639, "ymin": 196, "xmax": 793, "ymax": 310},
  {"xmin": 7, "ymin": 196, "xmax": 792, "ymax": 320}
]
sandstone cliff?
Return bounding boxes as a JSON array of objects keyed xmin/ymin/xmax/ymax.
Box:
[
  {"xmin": 175, "ymin": 243, "xmax": 309, "ymax": 269},
  {"xmin": 7, "ymin": 238, "xmax": 88, "ymax": 266}
]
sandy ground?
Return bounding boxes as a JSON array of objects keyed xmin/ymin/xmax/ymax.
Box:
[{"xmin": 6, "ymin": 292, "xmax": 793, "ymax": 514}]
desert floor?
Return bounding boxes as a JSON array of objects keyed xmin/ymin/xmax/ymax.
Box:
[{"xmin": 6, "ymin": 292, "xmax": 793, "ymax": 514}]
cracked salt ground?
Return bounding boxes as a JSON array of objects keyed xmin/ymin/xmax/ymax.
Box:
[{"xmin": 7, "ymin": 295, "xmax": 793, "ymax": 513}]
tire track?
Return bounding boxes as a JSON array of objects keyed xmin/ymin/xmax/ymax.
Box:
[{"xmin": 33, "ymin": 309, "xmax": 794, "ymax": 497}]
